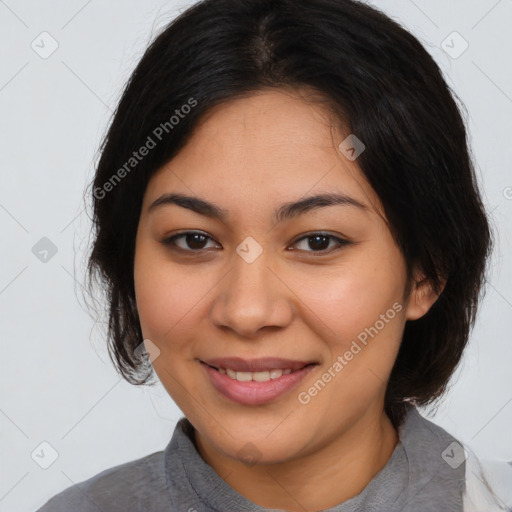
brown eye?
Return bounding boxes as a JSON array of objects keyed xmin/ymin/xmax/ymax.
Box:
[
  {"xmin": 162, "ymin": 231, "xmax": 220, "ymax": 251},
  {"xmin": 291, "ymin": 233, "xmax": 350, "ymax": 253}
]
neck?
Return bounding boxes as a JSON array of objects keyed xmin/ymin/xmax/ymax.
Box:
[{"xmin": 194, "ymin": 406, "xmax": 399, "ymax": 511}]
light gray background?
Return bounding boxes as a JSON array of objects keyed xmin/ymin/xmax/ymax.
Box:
[{"xmin": 0, "ymin": 1, "xmax": 511, "ymax": 511}]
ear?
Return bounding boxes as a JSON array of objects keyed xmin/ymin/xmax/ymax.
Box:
[{"xmin": 405, "ymin": 270, "xmax": 446, "ymax": 321}]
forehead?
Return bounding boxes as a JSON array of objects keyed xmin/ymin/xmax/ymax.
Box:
[{"xmin": 144, "ymin": 88, "xmax": 381, "ymax": 215}]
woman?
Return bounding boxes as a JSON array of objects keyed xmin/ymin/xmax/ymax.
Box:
[{"xmin": 38, "ymin": 0, "xmax": 512, "ymax": 510}]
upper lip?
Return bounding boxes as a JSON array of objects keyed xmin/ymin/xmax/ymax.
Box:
[{"xmin": 200, "ymin": 357, "xmax": 316, "ymax": 372}]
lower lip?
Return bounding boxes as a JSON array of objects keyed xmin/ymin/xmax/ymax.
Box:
[{"xmin": 200, "ymin": 362, "xmax": 317, "ymax": 405}]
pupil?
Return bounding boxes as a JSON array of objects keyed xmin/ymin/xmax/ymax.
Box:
[
  {"xmin": 309, "ymin": 235, "xmax": 329, "ymax": 250},
  {"xmin": 187, "ymin": 234, "xmax": 206, "ymax": 249}
]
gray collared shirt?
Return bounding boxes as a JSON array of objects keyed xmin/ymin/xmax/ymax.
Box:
[{"xmin": 37, "ymin": 405, "xmax": 467, "ymax": 511}]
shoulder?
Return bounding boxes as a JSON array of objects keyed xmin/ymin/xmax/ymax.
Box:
[
  {"xmin": 404, "ymin": 408, "xmax": 512, "ymax": 511},
  {"xmin": 36, "ymin": 450, "xmax": 167, "ymax": 512}
]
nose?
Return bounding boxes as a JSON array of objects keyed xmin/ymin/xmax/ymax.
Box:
[{"xmin": 209, "ymin": 251, "xmax": 294, "ymax": 338}]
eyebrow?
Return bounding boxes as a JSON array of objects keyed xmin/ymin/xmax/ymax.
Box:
[{"xmin": 148, "ymin": 192, "xmax": 368, "ymax": 223}]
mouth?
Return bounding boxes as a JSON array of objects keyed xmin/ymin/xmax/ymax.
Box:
[
  {"xmin": 200, "ymin": 361, "xmax": 317, "ymax": 382},
  {"xmin": 198, "ymin": 357, "xmax": 319, "ymax": 405}
]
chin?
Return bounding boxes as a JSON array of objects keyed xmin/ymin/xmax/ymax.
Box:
[{"xmin": 210, "ymin": 419, "xmax": 310, "ymax": 464}]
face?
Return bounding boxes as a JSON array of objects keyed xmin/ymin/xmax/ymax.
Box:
[{"xmin": 134, "ymin": 88, "xmax": 433, "ymax": 465}]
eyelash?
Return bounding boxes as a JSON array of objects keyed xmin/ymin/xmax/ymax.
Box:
[{"xmin": 161, "ymin": 231, "xmax": 351, "ymax": 255}]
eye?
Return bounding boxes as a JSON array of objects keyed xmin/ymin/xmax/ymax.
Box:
[
  {"xmin": 161, "ymin": 231, "xmax": 220, "ymax": 251},
  {"xmin": 290, "ymin": 232, "xmax": 350, "ymax": 253}
]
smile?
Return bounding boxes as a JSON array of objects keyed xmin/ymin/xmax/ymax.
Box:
[{"xmin": 198, "ymin": 357, "xmax": 318, "ymax": 405}]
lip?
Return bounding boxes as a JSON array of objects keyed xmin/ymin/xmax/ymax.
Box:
[{"xmin": 199, "ymin": 358, "xmax": 318, "ymax": 405}]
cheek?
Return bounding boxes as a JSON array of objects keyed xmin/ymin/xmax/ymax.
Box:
[
  {"xmin": 133, "ymin": 245, "xmax": 209, "ymax": 346},
  {"xmin": 293, "ymin": 261, "xmax": 406, "ymax": 421},
  {"xmin": 134, "ymin": 256, "xmax": 211, "ymax": 409},
  {"xmin": 289, "ymin": 246, "xmax": 406, "ymax": 368},
  {"xmin": 297, "ymin": 259, "xmax": 404, "ymax": 335}
]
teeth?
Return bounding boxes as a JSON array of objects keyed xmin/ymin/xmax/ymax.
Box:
[
  {"xmin": 253, "ymin": 371, "xmax": 270, "ymax": 382},
  {"xmin": 219, "ymin": 367, "xmax": 297, "ymax": 381}
]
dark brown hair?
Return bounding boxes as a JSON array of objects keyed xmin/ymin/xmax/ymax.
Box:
[{"xmin": 85, "ymin": 0, "xmax": 493, "ymax": 428}]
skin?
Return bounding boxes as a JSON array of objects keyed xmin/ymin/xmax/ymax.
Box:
[{"xmin": 133, "ymin": 88, "xmax": 443, "ymax": 511}]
